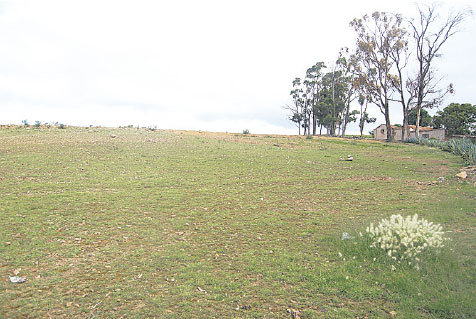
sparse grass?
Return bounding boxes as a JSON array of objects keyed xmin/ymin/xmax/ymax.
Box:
[{"xmin": 0, "ymin": 127, "xmax": 474, "ymax": 318}]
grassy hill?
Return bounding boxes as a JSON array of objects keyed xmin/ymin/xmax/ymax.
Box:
[{"xmin": 0, "ymin": 127, "xmax": 474, "ymax": 318}]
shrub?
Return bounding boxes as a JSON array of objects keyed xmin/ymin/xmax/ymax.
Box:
[
  {"xmin": 58, "ymin": 123, "xmax": 65, "ymax": 129},
  {"xmin": 365, "ymin": 214, "xmax": 447, "ymax": 269},
  {"xmin": 406, "ymin": 137, "xmax": 476, "ymax": 165},
  {"xmin": 242, "ymin": 129, "xmax": 250, "ymax": 134},
  {"xmin": 34, "ymin": 121, "xmax": 41, "ymax": 128},
  {"xmin": 305, "ymin": 135, "xmax": 313, "ymax": 140}
]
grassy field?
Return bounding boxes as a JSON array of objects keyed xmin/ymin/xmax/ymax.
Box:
[{"xmin": 0, "ymin": 127, "xmax": 475, "ymax": 318}]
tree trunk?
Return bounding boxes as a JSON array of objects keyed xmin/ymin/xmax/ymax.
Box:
[
  {"xmin": 312, "ymin": 113, "xmax": 317, "ymax": 136},
  {"xmin": 319, "ymin": 124, "xmax": 323, "ymax": 135},
  {"xmin": 415, "ymin": 108, "xmax": 421, "ymax": 139},
  {"xmin": 341, "ymin": 103, "xmax": 350, "ymax": 138},
  {"xmin": 385, "ymin": 105, "xmax": 392, "ymax": 142},
  {"xmin": 402, "ymin": 111, "xmax": 409, "ymax": 142},
  {"xmin": 308, "ymin": 115, "xmax": 312, "ymax": 136}
]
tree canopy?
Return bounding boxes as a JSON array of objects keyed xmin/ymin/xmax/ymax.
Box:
[{"xmin": 432, "ymin": 103, "xmax": 476, "ymax": 136}]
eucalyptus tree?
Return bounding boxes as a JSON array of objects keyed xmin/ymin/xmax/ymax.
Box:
[
  {"xmin": 386, "ymin": 16, "xmax": 415, "ymax": 141},
  {"xmin": 286, "ymin": 77, "xmax": 304, "ymax": 135},
  {"xmin": 306, "ymin": 62, "xmax": 326, "ymax": 135},
  {"xmin": 350, "ymin": 12, "xmax": 405, "ymax": 141},
  {"xmin": 408, "ymin": 4, "xmax": 467, "ymax": 137},
  {"xmin": 336, "ymin": 48, "xmax": 359, "ymax": 137},
  {"xmin": 320, "ymin": 70, "xmax": 343, "ymax": 135}
]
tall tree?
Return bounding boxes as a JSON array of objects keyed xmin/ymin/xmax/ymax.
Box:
[
  {"xmin": 408, "ymin": 4, "xmax": 466, "ymax": 137},
  {"xmin": 351, "ymin": 12, "xmax": 405, "ymax": 141},
  {"xmin": 337, "ymin": 48, "xmax": 359, "ymax": 137},
  {"xmin": 286, "ymin": 77, "xmax": 304, "ymax": 135},
  {"xmin": 385, "ymin": 15, "xmax": 417, "ymax": 141},
  {"xmin": 321, "ymin": 69, "xmax": 346, "ymax": 136},
  {"xmin": 304, "ymin": 62, "xmax": 326, "ymax": 135}
]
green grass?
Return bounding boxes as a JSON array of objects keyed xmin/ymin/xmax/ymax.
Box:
[{"xmin": 0, "ymin": 127, "xmax": 474, "ymax": 318}]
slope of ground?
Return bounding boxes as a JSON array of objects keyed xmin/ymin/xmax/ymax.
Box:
[{"xmin": 0, "ymin": 127, "xmax": 474, "ymax": 318}]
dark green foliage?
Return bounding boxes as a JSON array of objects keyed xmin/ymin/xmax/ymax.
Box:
[
  {"xmin": 408, "ymin": 108, "xmax": 432, "ymax": 127},
  {"xmin": 432, "ymin": 103, "xmax": 476, "ymax": 136}
]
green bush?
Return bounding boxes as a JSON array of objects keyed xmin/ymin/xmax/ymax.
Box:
[
  {"xmin": 406, "ymin": 137, "xmax": 476, "ymax": 165},
  {"xmin": 242, "ymin": 129, "xmax": 250, "ymax": 134}
]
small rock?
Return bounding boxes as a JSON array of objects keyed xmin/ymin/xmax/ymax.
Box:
[
  {"xmin": 197, "ymin": 287, "xmax": 206, "ymax": 293},
  {"xmin": 9, "ymin": 276, "xmax": 26, "ymax": 283},
  {"xmin": 287, "ymin": 308, "xmax": 301, "ymax": 319},
  {"xmin": 110, "ymin": 134, "xmax": 117, "ymax": 138},
  {"xmin": 341, "ymin": 232, "xmax": 354, "ymax": 240},
  {"xmin": 456, "ymin": 171, "xmax": 467, "ymax": 179},
  {"xmin": 437, "ymin": 177, "xmax": 445, "ymax": 182},
  {"xmin": 389, "ymin": 310, "xmax": 397, "ymax": 317}
]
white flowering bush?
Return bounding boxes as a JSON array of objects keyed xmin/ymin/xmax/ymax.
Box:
[{"xmin": 366, "ymin": 214, "xmax": 447, "ymax": 268}]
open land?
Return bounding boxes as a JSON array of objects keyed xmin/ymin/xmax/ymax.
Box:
[{"xmin": 0, "ymin": 127, "xmax": 475, "ymax": 318}]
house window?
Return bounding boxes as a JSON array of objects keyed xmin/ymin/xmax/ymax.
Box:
[
  {"xmin": 380, "ymin": 129, "xmax": 385, "ymax": 134},
  {"xmin": 422, "ymin": 133, "xmax": 429, "ymax": 139}
]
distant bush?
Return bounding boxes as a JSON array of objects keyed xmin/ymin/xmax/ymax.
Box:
[
  {"xmin": 58, "ymin": 123, "xmax": 65, "ymax": 129},
  {"xmin": 22, "ymin": 119, "xmax": 29, "ymax": 126},
  {"xmin": 407, "ymin": 137, "xmax": 476, "ymax": 165},
  {"xmin": 34, "ymin": 121, "xmax": 41, "ymax": 128},
  {"xmin": 305, "ymin": 134, "xmax": 313, "ymax": 140},
  {"xmin": 242, "ymin": 129, "xmax": 250, "ymax": 134}
]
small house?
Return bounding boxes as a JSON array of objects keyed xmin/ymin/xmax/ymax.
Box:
[{"xmin": 374, "ymin": 124, "xmax": 445, "ymax": 141}]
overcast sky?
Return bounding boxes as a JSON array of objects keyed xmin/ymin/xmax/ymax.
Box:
[{"xmin": 0, "ymin": 0, "xmax": 474, "ymax": 134}]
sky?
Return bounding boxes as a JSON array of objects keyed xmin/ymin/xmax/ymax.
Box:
[{"xmin": 0, "ymin": 0, "xmax": 474, "ymax": 135}]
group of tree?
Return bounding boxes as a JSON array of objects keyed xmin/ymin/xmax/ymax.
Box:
[
  {"xmin": 285, "ymin": 50, "xmax": 376, "ymax": 138},
  {"xmin": 286, "ymin": 4, "xmax": 471, "ymax": 141}
]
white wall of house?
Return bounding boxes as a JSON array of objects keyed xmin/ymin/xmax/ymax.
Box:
[
  {"xmin": 374, "ymin": 125, "xmax": 445, "ymax": 141},
  {"xmin": 374, "ymin": 124, "xmax": 388, "ymax": 140},
  {"xmin": 408, "ymin": 129, "xmax": 445, "ymax": 140}
]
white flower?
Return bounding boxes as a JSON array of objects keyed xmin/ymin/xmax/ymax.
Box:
[{"xmin": 365, "ymin": 214, "xmax": 447, "ymax": 266}]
